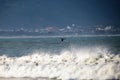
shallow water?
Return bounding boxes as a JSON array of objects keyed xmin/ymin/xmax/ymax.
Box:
[{"xmin": 0, "ymin": 78, "xmax": 57, "ymax": 80}]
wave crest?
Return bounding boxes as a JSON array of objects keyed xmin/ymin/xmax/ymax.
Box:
[{"xmin": 0, "ymin": 47, "xmax": 120, "ymax": 79}]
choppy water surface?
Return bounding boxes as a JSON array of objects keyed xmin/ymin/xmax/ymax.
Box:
[{"xmin": 0, "ymin": 36, "xmax": 120, "ymax": 56}]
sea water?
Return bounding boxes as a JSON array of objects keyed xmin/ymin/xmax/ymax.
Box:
[{"xmin": 0, "ymin": 35, "xmax": 120, "ymax": 80}]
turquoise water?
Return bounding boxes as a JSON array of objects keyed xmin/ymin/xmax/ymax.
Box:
[{"xmin": 0, "ymin": 36, "xmax": 120, "ymax": 57}]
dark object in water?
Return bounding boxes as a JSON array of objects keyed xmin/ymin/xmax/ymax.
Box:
[{"xmin": 61, "ymin": 38, "xmax": 65, "ymax": 42}]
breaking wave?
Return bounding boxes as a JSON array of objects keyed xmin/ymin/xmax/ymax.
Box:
[{"xmin": 0, "ymin": 46, "xmax": 120, "ymax": 80}]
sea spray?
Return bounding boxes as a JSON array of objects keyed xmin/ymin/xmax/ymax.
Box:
[{"xmin": 0, "ymin": 47, "xmax": 120, "ymax": 80}]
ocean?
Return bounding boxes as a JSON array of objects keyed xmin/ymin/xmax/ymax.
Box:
[{"xmin": 0, "ymin": 35, "xmax": 120, "ymax": 80}]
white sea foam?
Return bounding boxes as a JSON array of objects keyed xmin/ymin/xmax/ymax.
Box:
[
  {"xmin": 0, "ymin": 47, "xmax": 120, "ymax": 80},
  {"xmin": 0, "ymin": 34, "xmax": 120, "ymax": 39}
]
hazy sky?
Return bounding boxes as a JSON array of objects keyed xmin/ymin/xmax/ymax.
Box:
[{"xmin": 0, "ymin": 0, "xmax": 120, "ymax": 29}]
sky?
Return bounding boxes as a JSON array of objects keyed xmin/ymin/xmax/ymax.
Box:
[{"xmin": 0, "ymin": 0, "xmax": 120, "ymax": 29}]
